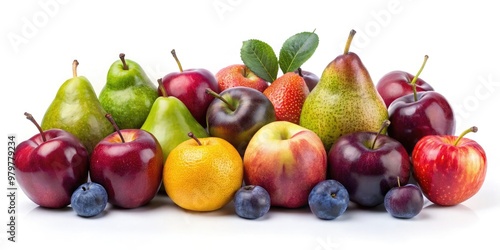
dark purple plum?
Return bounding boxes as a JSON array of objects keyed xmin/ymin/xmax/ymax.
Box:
[
  {"xmin": 308, "ymin": 179, "xmax": 349, "ymax": 220},
  {"xmin": 384, "ymin": 183, "xmax": 424, "ymax": 219},
  {"xmin": 295, "ymin": 68, "xmax": 319, "ymax": 91},
  {"xmin": 233, "ymin": 185, "xmax": 271, "ymax": 219},
  {"xmin": 328, "ymin": 121, "xmax": 411, "ymax": 208}
]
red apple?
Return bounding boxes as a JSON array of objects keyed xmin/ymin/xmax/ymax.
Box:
[
  {"xmin": 90, "ymin": 114, "xmax": 163, "ymax": 209},
  {"xmin": 328, "ymin": 120, "xmax": 411, "ymax": 207},
  {"xmin": 376, "ymin": 55, "xmax": 434, "ymax": 108},
  {"xmin": 14, "ymin": 112, "xmax": 89, "ymax": 208},
  {"xmin": 215, "ymin": 64, "xmax": 269, "ymax": 92},
  {"xmin": 388, "ymin": 89, "xmax": 455, "ymax": 156},
  {"xmin": 243, "ymin": 121, "xmax": 327, "ymax": 208},
  {"xmin": 412, "ymin": 126, "xmax": 487, "ymax": 206},
  {"xmin": 206, "ymin": 87, "xmax": 276, "ymax": 156},
  {"xmin": 158, "ymin": 49, "xmax": 219, "ymax": 126}
]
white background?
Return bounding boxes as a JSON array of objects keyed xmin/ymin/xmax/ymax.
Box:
[{"xmin": 1, "ymin": 0, "xmax": 499, "ymax": 249}]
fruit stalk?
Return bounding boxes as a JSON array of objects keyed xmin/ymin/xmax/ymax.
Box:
[
  {"xmin": 105, "ymin": 113, "xmax": 125, "ymax": 143},
  {"xmin": 24, "ymin": 112, "xmax": 46, "ymax": 142},
  {"xmin": 119, "ymin": 53, "xmax": 129, "ymax": 70},
  {"xmin": 171, "ymin": 49, "xmax": 184, "ymax": 72},
  {"xmin": 454, "ymin": 126, "xmax": 478, "ymax": 146},
  {"xmin": 72, "ymin": 59, "xmax": 79, "ymax": 77},
  {"xmin": 206, "ymin": 88, "xmax": 236, "ymax": 111},
  {"xmin": 410, "ymin": 55, "xmax": 429, "ymax": 102},
  {"xmin": 188, "ymin": 132, "xmax": 202, "ymax": 145},
  {"xmin": 297, "ymin": 67, "xmax": 304, "ymax": 77},
  {"xmin": 371, "ymin": 120, "xmax": 391, "ymax": 149},
  {"xmin": 343, "ymin": 29, "xmax": 356, "ymax": 55},
  {"xmin": 157, "ymin": 78, "xmax": 167, "ymax": 97}
]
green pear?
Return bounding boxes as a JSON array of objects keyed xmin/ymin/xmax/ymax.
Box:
[
  {"xmin": 300, "ymin": 30, "xmax": 388, "ymax": 150},
  {"xmin": 141, "ymin": 94, "xmax": 209, "ymax": 162},
  {"xmin": 41, "ymin": 60, "xmax": 114, "ymax": 153},
  {"xmin": 99, "ymin": 53, "xmax": 158, "ymax": 129}
]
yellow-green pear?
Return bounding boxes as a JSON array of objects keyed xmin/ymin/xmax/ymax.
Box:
[
  {"xmin": 300, "ymin": 30, "xmax": 388, "ymax": 150},
  {"xmin": 41, "ymin": 60, "xmax": 114, "ymax": 154}
]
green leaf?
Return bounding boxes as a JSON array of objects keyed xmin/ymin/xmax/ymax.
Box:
[
  {"xmin": 279, "ymin": 31, "xmax": 319, "ymax": 74},
  {"xmin": 240, "ymin": 39, "xmax": 278, "ymax": 83}
]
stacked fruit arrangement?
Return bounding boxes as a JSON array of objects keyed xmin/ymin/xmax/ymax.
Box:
[{"xmin": 14, "ymin": 29, "xmax": 487, "ymax": 220}]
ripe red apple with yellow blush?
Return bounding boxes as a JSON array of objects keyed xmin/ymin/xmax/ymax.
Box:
[{"xmin": 412, "ymin": 126, "xmax": 487, "ymax": 206}]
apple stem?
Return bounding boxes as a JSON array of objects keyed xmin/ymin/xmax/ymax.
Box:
[
  {"xmin": 397, "ymin": 176, "xmax": 401, "ymax": 187},
  {"xmin": 171, "ymin": 49, "xmax": 184, "ymax": 72},
  {"xmin": 205, "ymin": 88, "xmax": 235, "ymax": 111},
  {"xmin": 297, "ymin": 67, "xmax": 304, "ymax": 77},
  {"xmin": 157, "ymin": 78, "xmax": 167, "ymax": 97},
  {"xmin": 24, "ymin": 112, "xmax": 46, "ymax": 142},
  {"xmin": 371, "ymin": 120, "xmax": 391, "ymax": 149},
  {"xmin": 410, "ymin": 55, "xmax": 429, "ymax": 102},
  {"xmin": 72, "ymin": 59, "xmax": 79, "ymax": 78},
  {"xmin": 188, "ymin": 132, "xmax": 202, "ymax": 146},
  {"xmin": 343, "ymin": 29, "xmax": 356, "ymax": 55},
  {"xmin": 105, "ymin": 114, "xmax": 125, "ymax": 143},
  {"xmin": 453, "ymin": 126, "xmax": 478, "ymax": 146},
  {"xmin": 242, "ymin": 67, "xmax": 250, "ymax": 78},
  {"xmin": 119, "ymin": 53, "xmax": 129, "ymax": 70}
]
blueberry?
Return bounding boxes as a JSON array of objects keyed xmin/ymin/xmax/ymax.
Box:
[
  {"xmin": 233, "ymin": 185, "xmax": 271, "ymax": 219},
  {"xmin": 384, "ymin": 183, "xmax": 424, "ymax": 219},
  {"xmin": 71, "ymin": 182, "xmax": 108, "ymax": 217},
  {"xmin": 308, "ymin": 179, "xmax": 349, "ymax": 220}
]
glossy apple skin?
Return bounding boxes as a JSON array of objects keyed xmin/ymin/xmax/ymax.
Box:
[
  {"xmin": 412, "ymin": 135, "xmax": 487, "ymax": 206},
  {"xmin": 243, "ymin": 121, "xmax": 327, "ymax": 208},
  {"xmin": 90, "ymin": 129, "xmax": 163, "ymax": 209},
  {"xmin": 376, "ymin": 70, "xmax": 434, "ymax": 108},
  {"xmin": 216, "ymin": 64, "xmax": 269, "ymax": 92},
  {"xmin": 206, "ymin": 86, "xmax": 276, "ymax": 156},
  {"xmin": 388, "ymin": 91, "xmax": 455, "ymax": 155},
  {"xmin": 328, "ymin": 131, "xmax": 411, "ymax": 208},
  {"xmin": 14, "ymin": 129, "xmax": 89, "ymax": 208},
  {"xmin": 159, "ymin": 68, "xmax": 219, "ymax": 126}
]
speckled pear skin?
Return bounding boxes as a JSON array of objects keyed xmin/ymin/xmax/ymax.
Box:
[
  {"xmin": 99, "ymin": 56, "xmax": 158, "ymax": 129},
  {"xmin": 299, "ymin": 52, "xmax": 388, "ymax": 151},
  {"xmin": 41, "ymin": 74, "xmax": 114, "ymax": 154}
]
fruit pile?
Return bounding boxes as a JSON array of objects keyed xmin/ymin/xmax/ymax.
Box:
[{"xmin": 14, "ymin": 29, "xmax": 487, "ymax": 220}]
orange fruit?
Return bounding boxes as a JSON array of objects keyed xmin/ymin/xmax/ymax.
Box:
[
  {"xmin": 263, "ymin": 72, "xmax": 309, "ymax": 124},
  {"xmin": 163, "ymin": 134, "xmax": 243, "ymax": 212}
]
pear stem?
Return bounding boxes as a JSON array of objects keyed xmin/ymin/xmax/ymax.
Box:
[
  {"xmin": 188, "ymin": 132, "xmax": 202, "ymax": 146},
  {"xmin": 410, "ymin": 55, "xmax": 429, "ymax": 102},
  {"xmin": 24, "ymin": 112, "xmax": 46, "ymax": 142},
  {"xmin": 72, "ymin": 60, "xmax": 79, "ymax": 77},
  {"xmin": 171, "ymin": 49, "xmax": 183, "ymax": 72},
  {"xmin": 343, "ymin": 29, "xmax": 356, "ymax": 55},
  {"xmin": 157, "ymin": 78, "xmax": 167, "ymax": 97},
  {"xmin": 105, "ymin": 114, "xmax": 125, "ymax": 143},
  {"xmin": 119, "ymin": 53, "xmax": 129, "ymax": 70},
  {"xmin": 371, "ymin": 120, "xmax": 391, "ymax": 149},
  {"xmin": 453, "ymin": 126, "xmax": 478, "ymax": 146},
  {"xmin": 205, "ymin": 88, "xmax": 235, "ymax": 111}
]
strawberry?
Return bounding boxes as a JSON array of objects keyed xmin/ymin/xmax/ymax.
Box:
[{"xmin": 263, "ymin": 72, "xmax": 310, "ymax": 124}]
